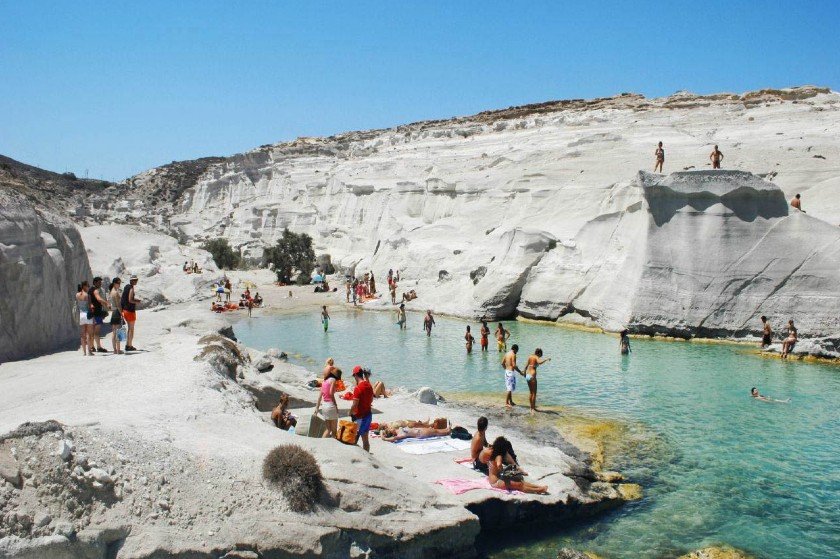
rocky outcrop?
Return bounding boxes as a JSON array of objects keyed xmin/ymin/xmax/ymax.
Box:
[
  {"xmin": 520, "ymin": 171, "xmax": 840, "ymax": 337},
  {"xmin": 0, "ymin": 190, "xmax": 91, "ymax": 362}
]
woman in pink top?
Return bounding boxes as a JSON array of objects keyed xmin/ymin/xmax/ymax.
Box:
[{"xmin": 315, "ymin": 368, "xmax": 341, "ymax": 437}]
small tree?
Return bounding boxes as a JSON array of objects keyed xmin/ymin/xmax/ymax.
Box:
[
  {"xmin": 203, "ymin": 238, "xmax": 240, "ymax": 270},
  {"xmin": 263, "ymin": 228, "xmax": 315, "ymax": 284}
]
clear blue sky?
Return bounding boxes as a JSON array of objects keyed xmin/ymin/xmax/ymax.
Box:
[{"xmin": 2, "ymin": 1, "xmax": 838, "ymax": 181}]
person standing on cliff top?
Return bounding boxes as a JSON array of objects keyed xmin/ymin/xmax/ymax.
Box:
[
  {"xmin": 423, "ymin": 310, "xmax": 436, "ymax": 337},
  {"xmin": 791, "ymin": 194, "xmax": 806, "ymax": 213},
  {"xmin": 654, "ymin": 141, "xmax": 665, "ymax": 173},
  {"xmin": 710, "ymin": 145, "xmax": 724, "ymax": 169},
  {"xmin": 502, "ymin": 344, "xmax": 523, "ymax": 408},
  {"xmin": 760, "ymin": 316, "xmax": 773, "ymax": 348},
  {"xmin": 121, "ymin": 275, "xmax": 141, "ymax": 351}
]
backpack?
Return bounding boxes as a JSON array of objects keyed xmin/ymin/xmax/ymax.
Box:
[
  {"xmin": 335, "ymin": 420, "xmax": 358, "ymax": 445},
  {"xmin": 450, "ymin": 426, "xmax": 472, "ymax": 441}
]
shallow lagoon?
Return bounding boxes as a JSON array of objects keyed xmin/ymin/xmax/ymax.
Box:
[{"xmin": 235, "ymin": 310, "xmax": 839, "ymax": 559}]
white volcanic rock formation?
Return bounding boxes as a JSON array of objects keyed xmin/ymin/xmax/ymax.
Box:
[
  {"xmin": 80, "ymin": 224, "xmax": 219, "ymax": 307},
  {"xmin": 0, "ymin": 190, "xmax": 91, "ymax": 362},
  {"xmin": 519, "ymin": 170, "xmax": 840, "ymax": 337}
]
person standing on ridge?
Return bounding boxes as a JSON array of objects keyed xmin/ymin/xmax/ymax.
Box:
[
  {"xmin": 709, "ymin": 145, "xmax": 724, "ymax": 169},
  {"xmin": 760, "ymin": 316, "xmax": 773, "ymax": 348},
  {"xmin": 791, "ymin": 194, "xmax": 806, "ymax": 213},
  {"xmin": 423, "ymin": 310, "xmax": 436, "ymax": 337},
  {"xmin": 654, "ymin": 141, "xmax": 665, "ymax": 173},
  {"xmin": 502, "ymin": 344, "xmax": 523, "ymax": 408},
  {"xmin": 121, "ymin": 275, "xmax": 141, "ymax": 351}
]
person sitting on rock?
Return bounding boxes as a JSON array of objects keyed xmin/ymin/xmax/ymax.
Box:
[
  {"xmin": 271, "ymin": 393, "xmax": 297, "ymax": 430},
  {"xmin": 474, "ymin": 430, "xmax": 520, "ymax": 475},
  {"xmin": 471, "ymin": 417, "xmax": 490, "ymax": 473},
  {"xmin": 780, "ymin": 319, "xmax": 798, "ymax": 358},
  {"xmin": 487, "ymin": 436, "xmax": 546, "ymax": 494},
  {"xmin": 790, "ymin": 193, "xmax": 806, "ymax": 213}
]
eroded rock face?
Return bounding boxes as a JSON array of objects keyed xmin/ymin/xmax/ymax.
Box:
[
  {"xmin": 520, "ymin": 170, "xmax": 840, "ymax": 337},
  {"xmin": 0, "ymin": 190, "xmax": 91, "ymax": 362}
]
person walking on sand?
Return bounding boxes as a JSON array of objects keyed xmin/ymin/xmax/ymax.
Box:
[
  {"xmin": 710, "ymin": 145, "xmax": 724, "ymax": 169},
  {"xmin": 525, "ymin": 348, "xmax": 551, "ymax": 414},
  {"xmin": 76, "ymin": 281, "xmax": 93, "ymax": 356},
  {"xmin": 465, "ymin": 325, "xmax": 475, "ymax": 354},
  {"xmin": 620, "ymin": 330, "xmax": 631, "ymax": 355},
  {"xmin": 423, "ymin": 310, "xmax": 436, "ymax": 337},
  {"xmin": 480, "ymin": 320, "xmax": 490, "ymax": 352},
  {"xmin": 396, "ymin": 303, "xmax": 407, "ymax": 330},
  {"xmin": 760, "ymin": 316, "xmax": 773, "ymax": 348},
  {"xmin": 781, "ymin": 319, "xmax": 798, "ymax": 359},
  {"xmin": 495, "ymin": 322, "xmax": 509, "ymax": 352},
  {"xmin": 502, "ymin": 344, "xmax": 523, "ymax": 408},
  {"xmin": 88, "ymin": 276, "xmax": 110, "ymax": 353},
  {"xmin": 108, "ymin": 278, "xmax": 124, "ymax": 354},
  {"xmin": 654, "ymin": 141, "xmax": 665, "ymax": 173},
  {"xmin": 350, "ymin": 366, "xmax": 375, "ymax": 452},
  {"xmin": 121, "ymin": 275, "xmax": 141, "ymax": 351},
  {"xmin": 321, "ymin": 305, "xmax": 330, "ymax": 332},
  {"xmin": 791, "ymin": 194, "xmax": 806, "ymax": 213}
]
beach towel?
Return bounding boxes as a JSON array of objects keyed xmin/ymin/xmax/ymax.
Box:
[
  {"xmin": 394, "ymin": 437, "xmax": 471, "ymax": 455},
  {"xmin": 434, "ymin": 477, "xmax": 522, "ymax": 495}
]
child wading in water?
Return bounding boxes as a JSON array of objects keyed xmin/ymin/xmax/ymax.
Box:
[
  {"xmin": 321, "ymin": 305, "xmax": 330, "ymax": 332},
  {"xmin": 464, "ymin": 325, "xmax": 475, "ymax": 354}
]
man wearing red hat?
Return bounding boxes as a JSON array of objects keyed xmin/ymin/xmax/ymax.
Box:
[{"xmin": 351, "ymin": 366, "xmax": 375, "ymax": 452}]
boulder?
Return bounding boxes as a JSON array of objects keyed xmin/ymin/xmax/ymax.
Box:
[
  {"xmin": 0, "ymin": 446, "xmax": 22, "ymax": 488},
  {"xmin": 56, "ymin": 439, "xmax": 73, "ymax": 462},
  {"xmin": 254, "ymin": 355, "xmax": 274, "ymax": 372},
  {"xmin": 415, "ymin": 387, "xmax": 439, "ymax": 405},
  {"xmin": 0, "ymin": 190, "xmax": 91, "ymax": 362}
]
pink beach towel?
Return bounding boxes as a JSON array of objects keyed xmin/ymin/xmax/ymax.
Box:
[{"xmin": 434, "ymin": 477, "xmax": 523, "ymax": 495}]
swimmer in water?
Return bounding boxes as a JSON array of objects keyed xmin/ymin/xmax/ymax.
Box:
[
  {"xmin": 750, "ymin": 387, "xmax": 790, "ymax": 404},
  {"xmin": 465, "ymin": 325, "xmax": 475, "ymax": 354},
  {"xmin": 525, "ymin": 348, "xmax": 551, "ymax": 413},
  {"xmin": 321, "ymin": 305, "xmax": 330, "ymax": 332},
  {"xmin": 480, "ymin": 320, "xmax": 490, "ymax": 352},
  {"xmin": 620, "ymin": 329, "xmax": 631, "ymax": 355}
]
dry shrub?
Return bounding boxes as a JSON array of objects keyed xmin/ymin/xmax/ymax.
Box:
[{"xmin": 262, "ymin": 445, "xmax": 323, "ymax": 513}]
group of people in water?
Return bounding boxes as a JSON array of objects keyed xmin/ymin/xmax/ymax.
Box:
[{"xmin": 75, "ymin": 275, "xmax": 140, "ymax": 355}]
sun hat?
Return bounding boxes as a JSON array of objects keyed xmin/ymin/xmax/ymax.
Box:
[{"xmin": 130, "ymin": 274, "xmax": 138, "ymax": 280}]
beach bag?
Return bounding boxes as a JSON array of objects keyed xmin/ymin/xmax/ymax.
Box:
[
  {"xmin": 498, "ymin": 464, "xmax": 525, "ymax": 483},
  {"xmin": 335, "ymin": 420, "xmax": 358, "ymax": 445},
  {"xmin": 117, "ymin": 325, "xmax": 127, "ymax": 342},
  {"xmin": 450, "ymin": 426, "xmax": 471, "ymax": 440}
]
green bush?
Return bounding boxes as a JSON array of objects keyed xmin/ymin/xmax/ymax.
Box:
[
  {"xmin": 262, "ymin": 444, "xmax": 323, "ymax": 512},
  {"xmin": 202, "ymin": 238, "xmax": 240, "ymax": 270},
  {"xmin": 263, "ymin": 228, "xmax": 315, "ymax": 284}
]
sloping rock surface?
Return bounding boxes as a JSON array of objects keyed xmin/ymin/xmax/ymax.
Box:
[{"xmin": 0, "ymin": 190, "xmax": 91, "ymax": 362}]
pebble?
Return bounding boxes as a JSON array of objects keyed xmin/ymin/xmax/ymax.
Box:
[
  {"xmin": 57, "ymin": 440, "xmax": 73, "ymax": 461},
  {"xmin": 157, "ymin": 499, "xmax": 171, "ymax": 511},
  {"xmin": 87, "ymin": 468, "xmax": 113, "ymax": 485},
  {"xmin": 34, "ymin": 513, "xmax": 52, "ymax": 527}
]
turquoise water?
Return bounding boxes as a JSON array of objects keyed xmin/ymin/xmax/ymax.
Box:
[{"xmin": 235, "ymin": 310, "xmax": 840, "ymax": 559}]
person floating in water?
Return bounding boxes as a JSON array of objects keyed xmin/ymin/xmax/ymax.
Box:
[
  {"xmin": 321, "ymin": 305, "xmax": 330, "ymax": 332},
  {"xmin": 709, "ymin": 145, "xmax": 724, "ymax": 169},
  {"xmin": 464, "ymin": 325, "xmax": 475, "ymax": 353},
  {"xmin": 790, "ymin": 193, "xmax": 806, "ymax": 213},
  {"xmin": 654, "ymin": 141, "xmax": 665, "ymax": 173},
  {"xmin": 495, "ymin": 322, "xmax": 509, "ymax": 352},
  {"xmin": 480, "ymin": 320, "xmax": 490, "ymax": 352},
  {"xmin": 751, "ymin": 387, "xmax": 790, "ymax": 403},
  {"xmin": 423, "ymin": 310, "xmax": 436, "ymax": 337},
  {"xmin": 502, "ymin": 344, "xmax": 523, "ymax": 408},
  {"xmin": 780, "ymin": 319, "xmax": 797, "ymax": 358},
  {"xmin": 525, "ymin": 348, "xmax": 551, "ymax": 414},
  {"xmin": 760, "ymin": 316, "xmax": 773, "ymax": 348},
  {"xmin": 620, "ymin": 329, "xmax": 631, "ymax": 355}
]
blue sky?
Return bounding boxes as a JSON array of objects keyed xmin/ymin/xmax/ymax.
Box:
[{"xmin": 2, "ymin": 1, "xmax": 838, "ymax": 181}]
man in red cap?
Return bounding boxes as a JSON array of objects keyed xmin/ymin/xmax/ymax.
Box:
[{"xmin": 351, "ymin": 366, "xmax": 375, "ymax": 452}]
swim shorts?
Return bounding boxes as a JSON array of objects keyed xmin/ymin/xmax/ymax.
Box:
[
  {"xmin": 354, "ymin": 413, "xmax": 373, "ymax": 436},
  {"xmin": 122, "ymin": 310, "xmax": 137, "ymax": 323},
  {"xmin": 762, "ymin": 334, "xmax": 772, "ymax": 346},
  {"xmin": 320, "ymin": 402, "xmax": 339, "ymax": 421},
  {"xmin": 94, "ymin": 315, "xmax": 104, "ymax": 325},
  {"xmin": 505, "ymin": 370, "xmax": 516, "ymax": 392}
]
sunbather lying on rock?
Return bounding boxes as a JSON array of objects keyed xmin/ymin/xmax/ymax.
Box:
[{"xmin": 381, "ymin": 426, "xmax": 451, "ymax": 442}]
